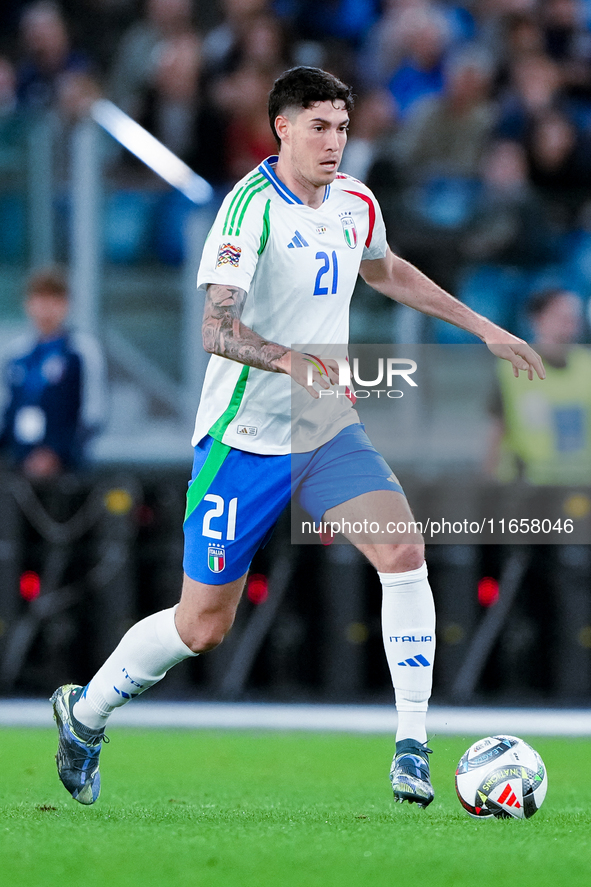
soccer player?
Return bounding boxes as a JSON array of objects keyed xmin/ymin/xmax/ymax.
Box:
[{"xmin": 51, "ymin": 67, "xmax": 544, "ymax": 807}]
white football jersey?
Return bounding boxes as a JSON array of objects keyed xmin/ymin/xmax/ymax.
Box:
[{"xmin": 193, "ymin": 156, "xmax": 388, "ymax": 454}]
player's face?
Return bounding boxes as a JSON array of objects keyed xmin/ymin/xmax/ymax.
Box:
[{"xmin": 278, "ymin": 100, "xmax": 349, "ymax": 188}]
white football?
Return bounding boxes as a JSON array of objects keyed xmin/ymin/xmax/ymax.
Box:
[{"xmin": 455, "ymin": 735, "xmax": 548, "ymax": 819}]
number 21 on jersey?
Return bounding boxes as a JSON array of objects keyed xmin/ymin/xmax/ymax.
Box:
[{"xmin": 313, "ymin": 251, "xmax": 339, "ymax": 296}]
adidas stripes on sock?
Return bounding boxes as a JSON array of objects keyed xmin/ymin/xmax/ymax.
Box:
[
  {"xmin": 72, "ymin": 606, "xmax": 197, "ymax": 731},
  {"xmin": 379, "ymin": 562, "xmax": 436, "ymax": 744}
]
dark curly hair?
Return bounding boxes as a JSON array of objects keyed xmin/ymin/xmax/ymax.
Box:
[{"xmin": 268, "ymin": 66, "xmax": 354, "ymax": 148}]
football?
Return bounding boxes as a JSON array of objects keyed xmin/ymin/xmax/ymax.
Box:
[{"xmin": 455, "ymin": 735, "xmax": 548, "ymax": 819}]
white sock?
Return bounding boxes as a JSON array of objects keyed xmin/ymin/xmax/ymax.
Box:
[
  {"xmin": 379, "ymin": 562, "xmax": 435, "ymax": 744},
  {"xmin": 73, "ymin": 606, "xmax": 197, "ymax": 730}
]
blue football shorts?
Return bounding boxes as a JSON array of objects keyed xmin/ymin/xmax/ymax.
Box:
[{"xmin": 183, "ymin": 422, "xmax": 404, "ymax": 584}]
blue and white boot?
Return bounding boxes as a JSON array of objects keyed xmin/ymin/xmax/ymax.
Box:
[
  {"xmin": 51, "ymin": 684, "xmax": 107, "ymax": 805},
  {"xmin": 390, "ymin": 738, "xmax": 434, "ymax": 807}
]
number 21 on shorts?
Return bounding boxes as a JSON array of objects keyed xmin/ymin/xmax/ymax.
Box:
[{"xmin": 202, "ymin": 494, "xmax": 237, "ymax": 540}]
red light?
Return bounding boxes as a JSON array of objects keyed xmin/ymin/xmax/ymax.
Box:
[
  {"xmin": 478, "ymin": 576, "xmax": 499, "ymax": 608},
  {"xmin": 20, "ymin": 571, "xmax": 41, "ymax": 601},
  {"xmin": 135, "ymin": 504, "xmax": 155, "ymax": 527},
  {"xmin": 247, "ymin": 574, "xmax": 268, "ymax": 605}
]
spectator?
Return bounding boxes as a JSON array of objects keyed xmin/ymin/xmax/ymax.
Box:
[
  {"xmin": 368, "ymin": 46, "xmax": 497, "ymax": 290},
  {"xmin": 394, "ymin": 45, "xmax": 497, "ymax": 181},
  {"xmin": 491, "ymin": 11, "xmax": 544, "ymax": 92},
  {"xmin": 340, "ymin": 89, "xmax": 398, "ymax": 182},
  {"xmin": 540, "ymin": 0, "xmax": 591, "ymax": 108},
  {"xmin": 440, "ymin": 139, "xmax": 558, "ymax": 337},
  {"xmin": 487, "ymin": 286, "xmax": 591, "ymax": 484},
  {"xmin": 126, "ymin": 31, "xmax": 229, "ymax": 264},
  {"xmin": 524, "ymin": 106, "xmax": 591, "ymax": 224},
  {"xmin": 107, "ymin": 0, "xmax": 194, "ymax": 116},
  {"xmin": 214, "ymin": 63, "xmax": 278, "ymax": 182},
  {"xmin": 231, "ymin": 11, "xmax": 292, "ymax": 79},
  {"xmin": 286, "ymin": 0, "xmax": 381, "ymax": 49},
  {"xmin": 202, "ymin": 0, "xmax": 270, "ymax": 80},
  {"xmin": 385, "ymin": 6, "xmax": 452, "ymax": 120},
  {"xmin": 460, "ymin": 139, "xmax": 555, "ymax": 270},
  {"xmin": 15, "ymin": 1, "xmax": 91, "ymax": 111},
  {"xmin": 135, "ymin": 32, "xmax": 227, "ymax": 186},
  {"xmin": 358, "ymin": 0, "xmax": 474, "ymax": 90},
  {"xmin": 496, "ymin": 52, "xmax": 566, "ymax": 140},
  {"xmin": 60, "ymin": 0, "xmax": 140, "ymax": 78},
  {"xmin": 0, "ymin": 266, "xmax": 107, "ymax": 478}
]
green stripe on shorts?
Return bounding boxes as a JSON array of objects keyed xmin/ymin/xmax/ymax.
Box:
[{"xmin": 184, "ymin": 439, "xmax": 231, "ymax": 521}]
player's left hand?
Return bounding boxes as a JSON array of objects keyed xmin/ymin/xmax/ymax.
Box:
[{"xmin": 484, "ymin": 333, "xmax": 545, "ymax": 381}]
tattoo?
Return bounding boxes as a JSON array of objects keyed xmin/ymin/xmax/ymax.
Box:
[{"xmin": 202, "ymin": 284, "xmax": 289, "ymax": 372}]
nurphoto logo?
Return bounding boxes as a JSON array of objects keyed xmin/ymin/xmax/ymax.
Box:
[{"xmin": 306, "ymin": 356, "xmax": 418, "ymax": 399}]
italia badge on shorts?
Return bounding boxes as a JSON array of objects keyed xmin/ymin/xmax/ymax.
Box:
[
  {"xmin": 340, "ymin": 213, "xmax": 358, "ymax": 249},
  {"xmin": 208, "ymin": 543, "xmax": 226, "ymax": 573}
]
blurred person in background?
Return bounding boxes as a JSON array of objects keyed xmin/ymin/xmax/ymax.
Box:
[
  {"xmin": 285, "ymin": 0, "xmax": 381, "ymax": 49},
  {"xmin": 358, "ymin": 0, "xmax": 475, "ymax": 90},
  {"xmin": 540, "ymin": 0, "xmax": 591, "ymax": 111},
  {"xmin": 385, "ymin": 6, "xmax": 453, "ymax": 120},
  {"xmin": 59, "ymin": 0, "xmax": 140, "ymax": 78},
  {"xmin": 524, "ymin": 106, "xmax": 591, "ymax": 226},
  {"xmin": 135, "ymin": 31, "xmax": 227, "ymax": 187},
  {"xmin": 129, "ymin": 30, "xmax": 229, "ymax": 263},
  {"xmin": 107, "ymin": 0, "xmax": 194, "ymax": 116},
  {"xmin": 210, "ymin": 11, "xmax": 292, "ymax": 184},
  {"xmin": 0, "ymin": 266, "xmax": 107, "ymax": 479},
  {"xmin": 496, "ymin": 52, "xmax": 567, "ymax": 140},
  {"xmin": 368, "ymin": 45, "xmax": 498, "ymax": 291},
  {"xmin": 226, "ymin": 11, "xmax": 293, "ymax": 80},
  {"xmin": 15, "ymin": 1, "xmax": 91, "ymax": 111},
  {"xmin": 214, "ymin": 63, "xmax": 280, "ymax": 182},
  {"xmin": 430, "ymin": 139, "xmax": 558, "ymax": 339},
  {"xmin": 339, "ymin": 89, "xmax": 398, "ymax": 182},
  {"xmin": 487, "ymin": 286, "xmax": 591, "ymax": 484},
  {"xmin": 202, "ymin": 0, "xmax": 271, "ymax": 80},
  {"xmin": 358, "ymin": 0, "xmax": 433, "ymax": 90},
  {"xmin": 490, "ymin": 11, "xmax": 544, "ymax": 91},
  {"xmin": 394, "ymin": 45, "xmax": 497, "ymax": 182}
]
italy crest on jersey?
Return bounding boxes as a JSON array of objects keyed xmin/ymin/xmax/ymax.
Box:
[
  {"xmin": 208, "ymin": 544, "xmax": 226, "ymax": 573},
  {"xmin": 340, "ymin": 214, "xmax": 358, "ymax": 249}
]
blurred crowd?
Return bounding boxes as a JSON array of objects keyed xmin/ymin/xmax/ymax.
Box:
[{"xmin": 1, "ymin": 0, "xmax": 591, "ymax": 335}]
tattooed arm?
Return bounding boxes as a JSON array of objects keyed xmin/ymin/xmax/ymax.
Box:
[
  {"xmin": 202, "ymin": 284, "xmax": 290, "ymax": 372},
  {"xmin": 201, "ymin": 283, "xmax": 339, "ymax": 397}
]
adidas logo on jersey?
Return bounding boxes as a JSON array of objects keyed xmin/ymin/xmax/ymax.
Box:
[{"xmin": 287, "ymin": 230, "xmax": 309, "ymax": 248}]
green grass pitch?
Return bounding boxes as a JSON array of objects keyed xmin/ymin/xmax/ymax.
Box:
[{"xmin": 0, "ymin": 727, "xmax": 589, "ymax": 887}]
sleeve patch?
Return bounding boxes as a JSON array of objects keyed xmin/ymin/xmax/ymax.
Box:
[{"xmin": 216, "ymin": 243, "xmax": 242, "ymax": 268}]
